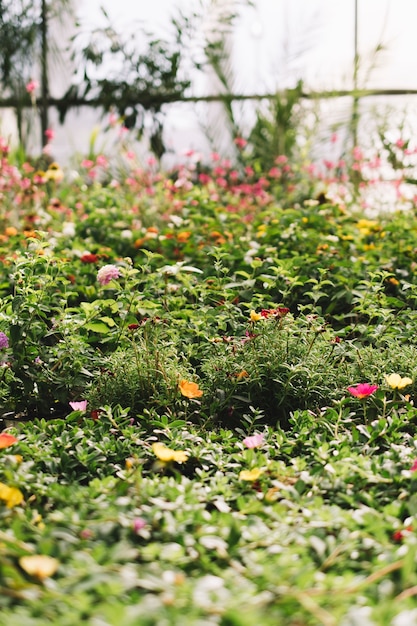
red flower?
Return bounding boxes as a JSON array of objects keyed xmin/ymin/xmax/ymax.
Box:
[
  {"xmin": 393, "ymin": 526, "xmax": 413, "ymax": 542},
  {"xmin": 80, "ymin": 252, "xmax": 99, "ymax": 263},
  {"xmin": 347, "ymin": 383, "xmax": 378, "ymax": 399},
  {"xmin": 261, "ymin": 307, "xmax": 290, "ymax": 319}
]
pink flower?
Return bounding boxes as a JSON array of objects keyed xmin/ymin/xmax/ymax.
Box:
[
  {"xmin": 132, "ymin": 518, "xmax": 146, "ymax": 532},
  {"xmin": 26, "ymin": 80, "xmax": 39, "ymax": 94},
  {"xmin": 96, "ymin": 155, "xmax": 108, "ymax": 167},
  {"xmin": 410, "ymin": 460, "xmax": 417, "ymax": 472},
  {"xmin": 44, "ymin": 128, "xmax": 55, "ymax": 142},
  {"xmin": 108, "ymin": 112, "xmax": 118, "ymax": 127},
  {"xmin": 243, "ymin": 433, "xmax": 265, "ymax": 449},
  {"xmin": 97, "ymin": 264, "xmax": 120, "ymax": 285},
  {"xmin": 347, "ymin": 383, "xmax": 378, "ymax": 399},
  {"xmin": 234, "ymin": 137, "xmax": 247, "ymax": 149},
  {"xmin": 69, "ymin": 400, "xmax": 87, "ymax": 412}
]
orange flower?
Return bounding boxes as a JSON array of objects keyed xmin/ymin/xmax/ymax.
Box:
[
  {"xmin": 179, "ymin": 379, "xmax": 203, "ymax": 399},
  {"xmin": 0, "ymin": 433, "xmax": 17, "ymax": 449},
  {"xmin": 177, "ymin": 231, "xmax": 192, "ymax": 243}
]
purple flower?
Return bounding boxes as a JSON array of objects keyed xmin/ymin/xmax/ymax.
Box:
[
  {"xmin": 0, "ymin": 332, "xmax": 9, "ymax": 349},
  {"xmin": 242, "ymin": 433, "xmax": 265, "ymax": 449},
  {"xmin": 97, "ymin": 264, "xmax": 120, "ymax": 286},
  {"xmin": 69, "ymin": 400, "xmax": 87, "ymax": 412}
]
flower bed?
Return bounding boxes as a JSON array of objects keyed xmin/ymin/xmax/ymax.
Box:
[{"xmin": 1, "ymin": 136, "xmax": 417, "ymax": 624}]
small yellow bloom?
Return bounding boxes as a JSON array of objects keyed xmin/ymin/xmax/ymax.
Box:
[
  {"xmin": 385, "ymin": 373, "xmax": 413, "ymax": 390},
  {"xmin": 239, "ymin": 468, "xmax": 263, "ymax": 481},
  {"xmin": 45, "ymin": 162, "xmax": 64, "ymax": 182},
  {"xmin": 152, "ymin": 442, "xmax": 188, "ymax": 464},
  {"xmin": 19, "ymin": 555, "xmax": 59, "ymax": 580},
  {"xmin": 0, "ymin": 482, "xmax": 24, "ymax": 508},
  {"xmin": 236, "ymin": 370, "xmax": 249, "ymax": 380},
  {"xmin": 250, "ymin": 310, "xmax": 261, "ymax": 322},
  {"xmin": 356, "ymin": 218, "xmax": 379, "ymax": 236},
  {"xmin": 179, "ymin": 379, "xmax": 203, "ymax": 399}
]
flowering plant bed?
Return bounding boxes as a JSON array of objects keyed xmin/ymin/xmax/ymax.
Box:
[{"xmin": 1, "ymin": 135, "xmax": 417, "ymax": 624}]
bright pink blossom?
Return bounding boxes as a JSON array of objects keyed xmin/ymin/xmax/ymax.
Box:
[
  {"xmin": 347, "ymin": 383, "xmax": 378, "ymax": 399},
  {"xmin": 69, "ymin": 400, "xmax": 87, "ymax": 412},
  {"xmin": 410, "ymin": 460, "xmax": 417, "ymax": 472},
  {"xmin": 26, "ymin": 80, "xmax": 39, "ymax": 94},
  {"xmin": 234, "ymin": 137, "xmax": 247, "ymax": 149},
  {"xmin": 44, "ymin": 128, "xmax": 55, "ymax": 142},
  {"xmin": 97, "ymin": 264, "xmax": 120, "ymax": 285},
  {"xmin": 243, "ymin": 433, "xmax": 265, "ymax": 449}
]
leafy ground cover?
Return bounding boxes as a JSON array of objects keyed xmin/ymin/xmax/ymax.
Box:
[{"xmin": 2, "ymin": 135, "xmax": 417, "ymax": 624}]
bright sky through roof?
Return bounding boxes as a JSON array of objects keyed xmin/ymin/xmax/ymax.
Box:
[{"xmin": 75, "ymin": 0, "xmax": 417, "ymax": 92}]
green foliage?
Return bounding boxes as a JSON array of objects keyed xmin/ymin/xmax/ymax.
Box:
[
  {"xmin": 62, "ymin": 9, "xmax": 191, "ymax": 158},
  {"xmin": 248, "ymin": 81, "xmax": 307, "ymax": 170}
]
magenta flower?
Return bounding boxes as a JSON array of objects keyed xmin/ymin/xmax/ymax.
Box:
[
  {"xmin": 410, "ymin": 460, "xmax": 417, "ymax": 472},
  {"xmin": 243, "ymin": 433, "xmax": 265, "ymax": 449},
  {"xmin": 69, "ymin": 400, "xmax": 87, "ymax": 412},
  {"xmin": 0, "ymin": 332, "xmax": 9, "ymax": 349},
  {"xmin": 97, "ymin": 264, "xmax": 120, "ymax": 285},
  {"xmin": 347, "ymin": 383, "xmax": 378, "ymax": 399}
]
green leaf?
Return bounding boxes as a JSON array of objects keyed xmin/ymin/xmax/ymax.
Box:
[{"xmin": 84, "ymin": 322, "xmax": 111, "ymax": 334}]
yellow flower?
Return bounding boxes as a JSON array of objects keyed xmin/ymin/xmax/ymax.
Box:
[
  {"xmin": 250, "ymin": 310, "xmax": 261, "ymax": 322},
  {"xmin": 45, "ymin": 162, "xmax": 64, "ymax": 182},
  {"xmin": 236, "ymin": 370, "xmax": 249, "ymax": 380},
  {"xmin": 152, "ymin": 442, "xmax": 188, "ymax": 464},
  {"xmin": 19, "ymin": 555, "xmax": 59, "ymax": 580},
  {"xmin": 385, "ymin": 373, "xmax": 413, "ymax": 390},
  {"xmin": 356, "ymin": 218, "xmax": 379, "ymax": 236},
  {"xmin": 239, "ymin": 468, "xmax": 263, "ymax": 481},
  {"xmin": 179, "ymin": 379, "xmax": 203, "ymax": 399},
  {"xmin": 0, "ymin": 482, "xmax": 24, "ymax": 508}
]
